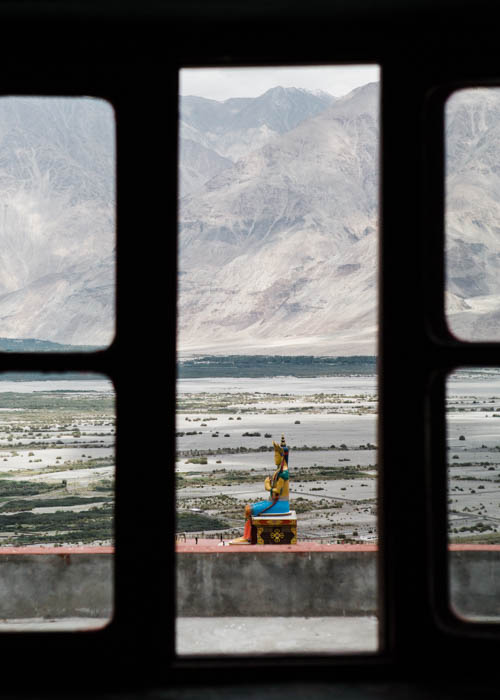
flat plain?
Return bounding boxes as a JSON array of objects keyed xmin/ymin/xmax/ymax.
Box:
[
  {"xmin": 447, "ymin": 370, "xmax": 500, "ymax": 542},
  {"xmin": 176, "ymin": 370, "xmax": 500, "ymax": 544},
  {"xmin": 0, "ymin": 378, "xmax": 115, "ymax": 546},
  {"xmin": 176, "ymin": 375, "xmax": 378, "ymax": 543}
]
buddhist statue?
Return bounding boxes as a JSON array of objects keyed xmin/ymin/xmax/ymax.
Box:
[{"xmin": 230, "ymin": 433, "xmax": 291, "ymax": 544}]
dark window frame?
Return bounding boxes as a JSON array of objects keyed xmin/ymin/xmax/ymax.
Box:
[{"xmin": 0, "ymin": 2, "xmax": 499, "ymax": 695}]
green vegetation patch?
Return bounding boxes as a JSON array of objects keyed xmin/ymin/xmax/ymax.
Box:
[
  {"xmin": 176, "ymin": 511, "xmax": 228, "ymax": 532},
  {"xmin": 0, "ymin": 480, "xmax": 60, "ymax": 497},
  {"xmin": 176, "ymin": 465, "xmax": 373, "ymax": 490},
  {"xmin": 0, "ymin": 391, "xmax": 114, "ymax": 412},
  {"xmin": 177, "ymin": 444, "xmax": 377, "ymax": 457},
  {"xmin": 177, "ymin": 394, "xmax": 378, "ymax": 415},
  {"xmin": 0, "ymin": 504, "xmax": 113, "ymax": 545},
  {"xmin": 175, "ymin": 495, "xmax": 245, "ymax": 520},
  {"xmin": 39, "ymin": 457, "xmax": 113, "ymax": 473},
  {"xmin": 449, "ymin": 532, "xmax": 500, "ymax": 544},
  {"xmin": 0, "ymin": 496, "xmax": 113, "ymax": 513},
  {"xmin": 294, "ymin": 466, "xmax": 374, "ymax": 482},
  {"xmin": 176, "ymin": 470, "xmax": 266, "ymax": 489},
  {"xmin": 185, "ymin": 456, "xmax": 208, "ymax": 465},
  {"xmin": 94, "ymin": 478, "xmax": 114, "ymax": 492},
  {"xmin": 293, "ymin": 497, "xmax": 342, "ymax": 513}
]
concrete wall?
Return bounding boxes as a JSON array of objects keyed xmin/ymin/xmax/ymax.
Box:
[
  {"xmin": 177, "ymin": 543, "xmax": 500, "ymax": 619},
  {"xmin": 176, "ymin": 543, "xmax": 377, "ymax": 617},
  {"xmin": 0, "ymin": 543, "xmax": 498, "ymax": 621},
  {"xmin": 0, "ymin": 547, "xmax": 113, "ymax": 619},
  {"xmin": 449, "ymin": 545, "xmax": 500, "ymax": 619}
]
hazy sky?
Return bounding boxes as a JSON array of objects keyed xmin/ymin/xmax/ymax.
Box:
[{"xmin": 180, "ymin": 65, "xmax": 380, "ymax": 101}]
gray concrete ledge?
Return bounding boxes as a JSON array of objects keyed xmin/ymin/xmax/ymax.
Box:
[
  {"xmin": 178, "ymin": 543, "xmax": 500, "ymax": 620},
  {"xmin": 177, "ymin": 544, "xmax": 377, "ymax": 617},
  {"xmin": 176, "ymin": 616, "xmax": 379, "ymax": 655},
  {"xmin": 0, "ymin": 544, "xmax": 499, "ymax": 624},
  {"xmin": 0, "ymin": 547, "xmax": 113, "ymax": 619},
  {"xmin": 450, "ymin": 546, "xmax": 500, "ymax": 618}
]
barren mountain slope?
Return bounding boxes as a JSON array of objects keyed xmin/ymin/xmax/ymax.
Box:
[
  {"xmin": 0, "ymin": 97, "xmax": 115, "ymax": 346},
  {"xmin": 178, "ymin": 83, "xmax": 379, "ymax": 356}
]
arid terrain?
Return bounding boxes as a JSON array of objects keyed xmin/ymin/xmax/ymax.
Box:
[
  {"xmin": 176, "ymin": 370, "xmax": 500, "ymax": 544},
  {"xmin": 0, "ymin": 377, "xmax": 114, "ymax": 546},
  {"xmin": 176, "ymin": 376, "xmax": 378, "ymax": 543}
]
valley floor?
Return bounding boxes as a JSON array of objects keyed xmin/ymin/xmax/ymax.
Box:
[
  {"xmin": 0, "ymin": 379, "xmax": 115, "ymax": 546},
  {"xmin": 176, "ymin": 371, "xmax": 500, "ymax": 545}
]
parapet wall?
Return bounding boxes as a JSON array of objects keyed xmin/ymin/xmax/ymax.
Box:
[
  {"xmin": 177, "ymin": 542, "xmax": 377, "ymax": 617},
  {"xmin": 0, "ymin": 544, "xmax": 497, "ymax": 620},
  {"xmin": 449, "ymin": 545, "xmax": 500, "ymax": 618},
  {"xmin": 177, "ymin": 542, "xmax": 500, "ymax": 618},
  {"xmin": 0, "ymin": 547, "xmax": 113, "ymax": 619}
]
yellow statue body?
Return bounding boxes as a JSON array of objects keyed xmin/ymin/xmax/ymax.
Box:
[{"xmin": 230, "ymin": 434, "xmax": 290, "ymax": 544}]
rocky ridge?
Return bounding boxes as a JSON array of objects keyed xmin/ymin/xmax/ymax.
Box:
[
  {"xmin": 179, "ymin": 82, "xmax": 500, "ymax": 355},
  {"xmin": 178, "ymin": 83, "xmax": 378, "ymax": 356}
]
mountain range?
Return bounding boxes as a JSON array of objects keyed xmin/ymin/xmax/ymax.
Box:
[
  {"xmin": 178, "ymin": 83, "xmax": 379, "ymax": 356},
  {"xmin": 445, "ymin": 87, "xmax": 500, "ymax": 342},
  {"xmin": 1, "ymin": 85, "xmax": 497, "ymax": 353},
  {"xmin": 0, "ymin": 97, "xmax": 115, "ymax": 347},
  {"xmin": 179, "ymin": 82, "xmax": 500, "ymax": 355}
]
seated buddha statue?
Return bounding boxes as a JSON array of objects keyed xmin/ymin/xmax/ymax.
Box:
[{"xmin": 230, "ymin": 434, "xmax": 290, "ymax": 544}]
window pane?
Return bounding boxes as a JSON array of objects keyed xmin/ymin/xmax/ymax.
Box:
[
  {"xmin": 0, "ymin": 97, "xmax": 115, "ymax": 351},
  {"xmin": 0, "ymin": 371, "xmax": 114, "ymax": 630},
  {"xmin": 177, "ymin": 66, "xmax": 380, "ymax": 655},
  {"xmin": 447, "ymin": 368, "xmax": 500, "ymax": 620},
  {"xmin": 446, "ymin": 88, "xmax": 500, "ymax": 342}
]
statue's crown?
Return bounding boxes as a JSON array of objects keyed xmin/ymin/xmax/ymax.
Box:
[{"xmin": 273, "ymin": 435, "xmax": 289, "ymax": 463}]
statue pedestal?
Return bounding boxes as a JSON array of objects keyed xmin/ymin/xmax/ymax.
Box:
[{"xmin": 252, "ymin": 511, "xmax": 297, "ymax": 545}]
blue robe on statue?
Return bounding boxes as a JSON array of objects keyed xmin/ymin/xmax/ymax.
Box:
[{"xmin": 251, "ymin": 464, "xmax": 290, "ymax": 516}]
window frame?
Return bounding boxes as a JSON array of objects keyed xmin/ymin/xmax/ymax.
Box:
[
  {"xmin": 0, "ymin": 1, "xmax": 500, "ymax": 693},
  {"xmin": 424, "ymin": 83, "xmax": 500, "ymax": 638}
]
